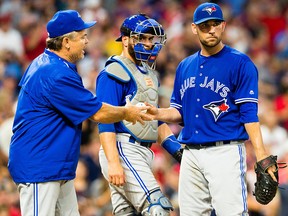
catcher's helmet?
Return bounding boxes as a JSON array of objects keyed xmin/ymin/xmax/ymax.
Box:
[{"xmin": 116, "ymin": 14, "xmax": 166, "ymax": 64}]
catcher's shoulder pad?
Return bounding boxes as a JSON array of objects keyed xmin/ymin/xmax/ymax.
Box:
[{"xmin": 105, "ymin": 56, "xmax": 131, "ymax": 83}]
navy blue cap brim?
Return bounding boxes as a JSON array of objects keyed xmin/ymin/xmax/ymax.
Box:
[
  {"xmin": 194, "ymin": 17, "xmax": 224, "ymax": 25},
  {"xmin": 115, "ymin": 35, "xmax": 122, "ymax": 42},
  {"xmin": 80, "ymin": 21, "xmax": 97, "ymax": 30}
]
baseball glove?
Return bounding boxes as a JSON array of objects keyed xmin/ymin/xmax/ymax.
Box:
[
  {"xmin": 172, "ymin": 148, "xmax": 183, "ymax": 163},
  {"xmin": 253, "ymin": 155, "xmax": 287, "ymax": 205}
]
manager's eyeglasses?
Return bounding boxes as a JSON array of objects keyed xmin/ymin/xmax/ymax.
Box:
[{"xmin": 197, "ymin": 20, "xmax": 223, "ymax": 33}]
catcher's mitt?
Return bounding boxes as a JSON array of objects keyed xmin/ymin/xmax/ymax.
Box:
[
  {"xmin": 172, "ymin": 148, "xmax": 183, "ymax": 163},
  {"xmin": 253, "ymin": 155, "xmax": 287, "ymax": 205}
]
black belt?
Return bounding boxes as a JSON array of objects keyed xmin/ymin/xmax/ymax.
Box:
[
  {"xmin": 129, "ymin": 136, "xmax": 153, "ymax": 148},
  {"xmin": 186, "ymin": 140, "xmax": 244, "ymax": 150}
]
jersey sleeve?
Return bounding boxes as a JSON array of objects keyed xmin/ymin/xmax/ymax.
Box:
[
  {"xmin": 47, "ymin": 73, "xmax": 102, "ymax": 126},
  {"xmin": 96, "ymin": 71, "xmax": 125, "ymax": 133},
  {"xmin": 234, "ymin": 60, "xmax": 258, "ymax": 104},
  {"xmin": 170, "ymin": 63, "xmax": 183, "ymax": 117},
  {"xmin": 234, "ymin": 59, "xmax": 259, "ymax": 123},
  {"xmin": 239, "ymin": 102, "xmax": 259, "ymax": 123}
]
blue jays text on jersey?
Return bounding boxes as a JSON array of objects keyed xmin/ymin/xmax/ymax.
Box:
[
  {"xmin": 180, "ymin": 76, "xmax": 231, "ymax": 99},
  {"xmin": 170, "ymin": 45, "xmax": 259, "ymax": 144}
]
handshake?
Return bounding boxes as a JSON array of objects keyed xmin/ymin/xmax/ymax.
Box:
[
  {"xmin": 124, "ymin": 101, "xmax": 159, "ymax": 125},
  {"xmin": 125, "ymin": 101, "xmax": 183, "ymax": 164}
]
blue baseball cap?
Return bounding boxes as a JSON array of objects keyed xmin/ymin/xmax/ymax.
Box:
[
  {"xmin": 116, "ymin": 14, "xmax": 148, "ymax": 42},
  {"xmin": 47, "ymin": 10, "xmax": 96, "ymax": 38},
  {"xmin": 193, "ymin": 2, "xmax": 224, "ymax": 25}
]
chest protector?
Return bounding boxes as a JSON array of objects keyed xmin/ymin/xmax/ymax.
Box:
[{"xmin": 105, "ymin": 55, "xmax": 158, "ymax": 142}]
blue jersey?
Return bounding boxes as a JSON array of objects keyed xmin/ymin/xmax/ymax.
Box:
[
  {"xmin": 171, "ymin": 45, "xmax": 259, "ymax": 144},
  {"xmin": 96, "ymin": 68, "xmax": 135, "ymax": 134},
  {"xmin": 8, "ymin": 49, "xmax": 102, "ymax": 183}
]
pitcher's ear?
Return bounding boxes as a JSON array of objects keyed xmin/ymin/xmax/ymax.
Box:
[{"xmin": 191, "ymin": 23, "xmax": 198, "ymax": 35}]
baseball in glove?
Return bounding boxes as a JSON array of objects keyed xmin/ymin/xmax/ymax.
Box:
[{"xmin": 253, "ymin": 155, "xmax": 287, "ymax": 205}]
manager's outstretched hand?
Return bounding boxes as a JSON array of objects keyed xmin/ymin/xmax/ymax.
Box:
[{"xmin": 90, "ymin": 102, "xmax": 152, "ymax": 124}]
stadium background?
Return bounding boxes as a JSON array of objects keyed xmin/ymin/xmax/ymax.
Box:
[{"xmin": 0, "ymin": 0, "xmax": 288, "ymax": 215}]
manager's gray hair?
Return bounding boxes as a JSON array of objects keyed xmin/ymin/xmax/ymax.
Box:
[{"xmin": 46, "ymin": 31, "xmax": 77, "ymax": 51}]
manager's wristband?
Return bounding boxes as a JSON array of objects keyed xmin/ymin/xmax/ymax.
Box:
[{"xmin": 161, "ymin": 135, "xmax": 181, "ymax": 155}]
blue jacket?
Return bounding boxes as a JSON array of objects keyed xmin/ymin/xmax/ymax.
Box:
[{"xmin": 8, "ymin": 49, "xmax": 102, "ymax": 183}]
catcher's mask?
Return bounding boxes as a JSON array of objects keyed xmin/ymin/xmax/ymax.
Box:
[{"xmin": 116, "ymin": 14, "xmax": 166, "ymax": 68}]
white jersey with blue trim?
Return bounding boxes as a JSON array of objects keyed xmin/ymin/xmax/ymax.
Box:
[{"xmin": 170, "ymin": 45, "xmax": 258, "ymax": 144}]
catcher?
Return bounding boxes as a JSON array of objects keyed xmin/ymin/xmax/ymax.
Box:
[{"xmin": 96, "ymin": 14, "xmax": 183, "ymax": 216}]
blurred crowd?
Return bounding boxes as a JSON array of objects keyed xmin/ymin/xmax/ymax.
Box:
[{"xmin": 0, "ymin": 0, "xmax": 288, "ymax": 215}]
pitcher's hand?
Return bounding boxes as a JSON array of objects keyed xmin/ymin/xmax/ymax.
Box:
[{"xmin": 144, "ymin": 102, "xmax": 159, "ymax": 119}]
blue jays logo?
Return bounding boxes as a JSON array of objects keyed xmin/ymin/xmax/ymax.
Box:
[
  {"xmin": 203, "ymin": 99, "xmax": 229, "ymax": 121},
  {"xmin": 125, "ymin": 94, "xmax": 133, "ymax": 102},
  {"xmin": 202, "ymin": 6, "xmax": 217, "ymax": 15}
]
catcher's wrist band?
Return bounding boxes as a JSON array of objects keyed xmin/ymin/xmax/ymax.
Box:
[{"xmin": 161, "ymin": 135, "xmax": 181, "ymax": 155}]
